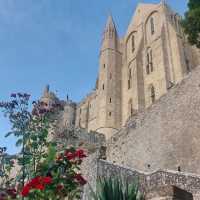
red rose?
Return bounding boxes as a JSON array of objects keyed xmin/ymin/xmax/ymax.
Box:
[
  {"xmin": 29, "ymin": 176, "xmax": 40, "ymax": 186},
  {"xmin": 21, "ymin": 185, "xmax": 30, "ymax": 197},
  {"xmin": 65, "ymin": 151, "xmax": 76, "ymax": 160},
  {"xmin": 35, "ymin": 184, "xmax": 45, "ymax": 190},
  {"xmin": 75, "ymin": 149, "xmax": 87, "ymax": 159},
  {"xmin": 74, "ymin": 173, "xmax": 87, "ymax": 185},
  {"xmin": 42, "ymin": 176, "xmax": 52, "ymax": 185}
]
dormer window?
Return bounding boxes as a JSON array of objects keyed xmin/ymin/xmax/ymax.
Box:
[{"xmin": 150, "ymin": 17, "xmax": 155, "ymax": 35}]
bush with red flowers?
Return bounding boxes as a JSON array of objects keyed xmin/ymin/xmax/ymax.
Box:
[
  {"xmin": 0, "ymin": 93, "xmax": 87, "ymax": 200},
  {"xmin": 20, "ymin": 146, "xmax": 87, "ymax": 200}
]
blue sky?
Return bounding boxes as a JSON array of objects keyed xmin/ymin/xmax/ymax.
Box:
[{"xmin": 0, "ymin": 0, "xmax": 188, "ymax": 154}]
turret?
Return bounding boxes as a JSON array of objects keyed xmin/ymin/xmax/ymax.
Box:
[
  {"xmin": 40, "ymin": 85, "xmax": 59, "ymax": 107},
  {"xmin": 96, "ymin": 15, "xmax": 122, "ymax": 139},
  {"xmin": 101, "ymin": 15, "xmax": 118, "ymax": 51}
]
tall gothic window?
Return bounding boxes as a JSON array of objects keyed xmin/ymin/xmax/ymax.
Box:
[
  {"xmin": 128, "ymin": 68, "xmax": 132, "ymax": 89},
  {"xmin": 146, "ymin": 52, "xmax": 150, "ymax": 74},
  {"xmin": 132, "ymin": 35, "xmax": 135, "ymax": 53},
  {"xmin": 150, "ymin": 49, "xmax": 153, "ymax": 72},
  {"xmin": 146, "ymin": 49, "xmax": 153, "ymax": 74},
  {"xmin": 150, "ymin": 17, "xmax": 155, "ymax": 35},
  {"xmin": 150, "ymin": 85, "xmax": 155, "ymax": 103}
]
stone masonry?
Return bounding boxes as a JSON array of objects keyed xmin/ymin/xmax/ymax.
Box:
[{"xmin": 40, "ymin": 1, "xmax": 200, "ymax": 140}]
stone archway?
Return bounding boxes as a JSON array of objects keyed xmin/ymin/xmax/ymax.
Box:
[{"xmin": 145, "ymin": 185, "xmax": 193, "ymax": 200}]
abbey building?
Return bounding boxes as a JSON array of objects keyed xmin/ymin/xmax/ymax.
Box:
[{"xmin": 41, "ymin": 1, "xmax": 200, "ymax": 139}]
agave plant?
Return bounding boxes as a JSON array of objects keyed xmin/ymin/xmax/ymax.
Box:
[{"xmin": 90, "ymin": 176, "xmax": 143, "ymax": 200}]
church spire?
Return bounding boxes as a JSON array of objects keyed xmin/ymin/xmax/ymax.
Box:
[
  {"xmin": 105, "ymin": 15, "xmax": 116, "ymax": 32},
  {"xmin": 43, "ymin": 84, "xmax": 50, "ymax": 96},
  {"xmin": 101, "ymin": 14, "xmax": 118, "ymax": 51}
]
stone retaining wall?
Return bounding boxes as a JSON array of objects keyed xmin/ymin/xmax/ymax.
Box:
[{"xmin": 84, "ymin": 159, "xmax": 200, "ymax": 199}]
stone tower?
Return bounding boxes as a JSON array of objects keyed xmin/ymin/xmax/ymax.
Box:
[{"xmin": 96, "ymin": 15, "xmax": 122, "ymax": 139}]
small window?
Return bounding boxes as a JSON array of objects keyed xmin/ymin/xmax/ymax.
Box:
[
  {"xmin": 146, "ymin": 49, "xmax": 153, "ymax": 74},
  {"xmin": 109, "ymin": 112, "xmax": 112, "ymax": 116},
  {"xmin": 129, "ymin": 68, "xmax": 132, "ymax": 78},
  {"xmin": 128, "ymin": 99, "xmax": 133, "ymax": 117},
  {"xmin": 128, "ymin": 80, "xmax": 131, "ymax": 90},
  {"xmin": 103, "ymin": 64, "xmax": 106, "ymax": 68},
  {"xmin": 102, "ymin": 84, "xmax": 104, "ymax": 90},
  {"xmin": 150, "ymin": 85, "xmax": 155, "ymax": 103},
  {"xmin": 146, "ymin": 52, "xmax": 150, "ymax": 74},
  {"xmin": 150, "ymin": 49, "xmax": 153, "ymax": 72},
  {"xmin": 110, "ymin": 73, "xmax": 112, "ymax": 79},
  {"xmin": 150, "ymin": 17, "xmax": 155, "ymax": 35},
  {"xmin": 131, "ymin": 35, "xmax": 135, "ymax": 53},
  {"xmin": 109, "ymin": 98, "xmax": 112, "ymax": 103},
  {"xmin": 128, "ymin": 68, "xmax": 132, "ymax": 89},
  {"xmin": 146, "ymin": 65, "xmax": 150, "ymax": 74},
  {"xmin": 80, "ymin": 108, "xmax": 82, "ymax": 114}
]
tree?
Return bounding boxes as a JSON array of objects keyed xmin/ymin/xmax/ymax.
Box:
[{"xmin": 182, "ymin": 0, "xmax": 200, "ymax": 48}]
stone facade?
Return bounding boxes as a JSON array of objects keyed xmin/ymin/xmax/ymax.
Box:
[
  {"xmin": 42, "ymin": 1, "xmax": 200, "ymax": 140},
  {"xmin": 106, "ymin": 65, "xmax": 200, "ymax": 175},
  {"xmin": 37, "ymin": 2, "xmax": 200, "ymax": 198}
]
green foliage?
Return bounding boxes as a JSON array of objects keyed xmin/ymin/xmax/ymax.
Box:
[
  {"xmin": 90, "ymin": 176, "xmax": 143, "ymax": 200},
  {"xmin": 0, "ymin": 93, "xmax": 87, "ymax": 199},
  {"xmin": 182, "ymin": 0, "xmax": 200, "ymax": 48},
  {"xmin": 21, "ymin": 147, "xmax": 87, "ymax": 200}
]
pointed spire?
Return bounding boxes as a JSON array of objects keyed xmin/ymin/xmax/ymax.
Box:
[
  {"xmin": 103, "ymin": 14, "xmax": 118, "ymax": 39},
  {"xmin": 101, "ymin": 14, "xmax": 118, "ymax": 51},
  {"xmin": 43, "ymin": 84, "xmax": 50, "ymax": 95},
  {"xmin": 105, "ymin": 15, "xmax": 116, "ymax": 32}
]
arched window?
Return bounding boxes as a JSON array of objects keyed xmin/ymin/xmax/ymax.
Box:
[
  {"xmin": 146, "ymin": 48, "xmax": 153, "ymax": 74},
  {"xmin": 150, "ymin": 85, "xmax": 155, "ymax": 103},
  {"xmin": 150, "ymin": 17, "xmax": 155, "ymax": 35},
  {"xmin": 109, "ymin": 98, "xmax": 112, "ymax": 103},
  {"xmin": 128, "ymin": 68, "xmax": 132, "ymax": 89},
  {"xmin": 131, "ymin": 34, "xmax": 135, "ymax": 53},
  {"xmin": 102, "ymin": 84, "xmax": 104, "ymax": 90}
]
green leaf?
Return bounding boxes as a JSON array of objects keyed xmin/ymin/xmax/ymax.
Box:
[
  {"xmin": 4, "ymin": 131, "xmax": 13, "ymax": 137},
  {"xmin": 16, "ymin": 138, "xmax": 23, "ymax": 147}
]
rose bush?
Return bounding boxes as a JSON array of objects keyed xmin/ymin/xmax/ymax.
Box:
[{"xmin": 0, "ymin": 93, "xmax": 87, "ymax": 200}]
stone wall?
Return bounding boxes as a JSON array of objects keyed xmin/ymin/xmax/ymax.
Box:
[
  {"xmin": 54, "ymin": 128, "xmax": 106, "ymax": 154},
  {"xmin": 107, "ymin": 65, "xmax": 200, "ymax": 175},
  {"xmin": 88, "ymin": 160, "xmax": 200, "ymax": 200}
]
